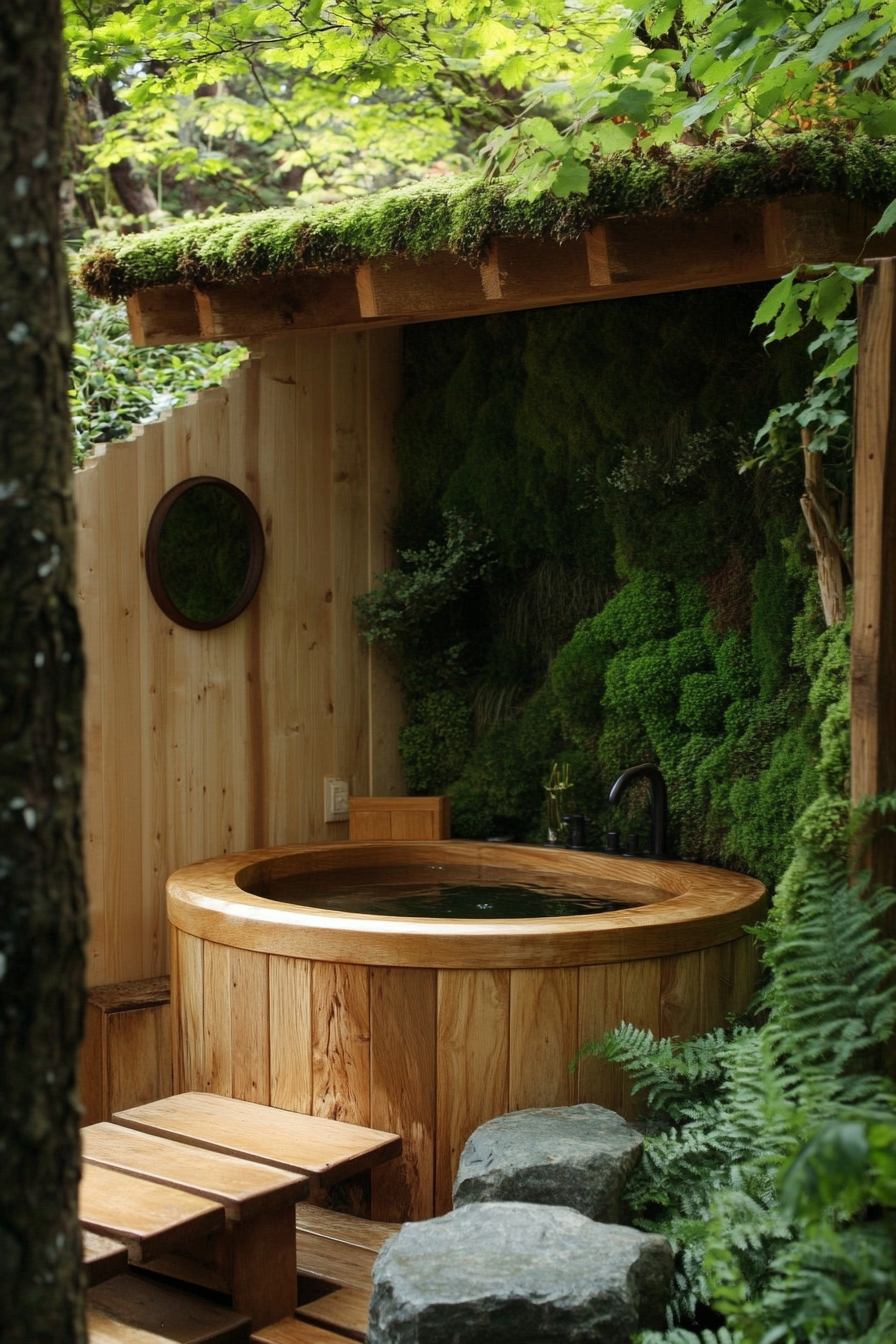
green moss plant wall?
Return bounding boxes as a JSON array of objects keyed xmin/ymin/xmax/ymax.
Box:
[{"xmin": 357, "ymin": 283, "xmax": 850, "ymax": 889}]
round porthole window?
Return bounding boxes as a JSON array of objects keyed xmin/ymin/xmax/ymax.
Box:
[{"xmin": 145, "ymin": 477, "xmax": 265, "ymax": 630}]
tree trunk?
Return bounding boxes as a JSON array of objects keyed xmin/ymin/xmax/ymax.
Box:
[
  {"xmin": 0, "ymin": 3, "xmax": 87, "ymax": 1341},
  {"xmin": 800, "ymin": 431, "xmax": 847, "ymax": 626},
  {"xmin": 96, "ymin": 79, "xmax": 159, "ymax": 220}
]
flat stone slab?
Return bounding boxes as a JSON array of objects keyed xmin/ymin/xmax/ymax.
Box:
[
  {"xmin": 368, "ymin": 1201, "xmax": 672, "ymax": 1344},
  {"xmin": 453, "ymin": 1103, "xmax": 643, "ymax": 1222}
]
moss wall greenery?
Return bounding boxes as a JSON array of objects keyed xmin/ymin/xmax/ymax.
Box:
[{"xmin": 364, "ymin": 284, "xmax": 851, "ymax": 889}]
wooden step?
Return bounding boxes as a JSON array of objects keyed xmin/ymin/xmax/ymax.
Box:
[
  {"xmin": 295, "ymin": 1232, "xmax": 375, "ymax": 1293},
  {"xmin": 295, "ymin": 1287, "xmax": 371, "ymax": 1342},
  {"xmin": 88, "ymin": 1272, "xmax": 250, "ymax": 1343},
  {"xmin": 84, "ymin": 1122, "xmax": 309, "ymax": 1219},
  {"xmin": 251, "ymin": 1320, "xmax": 347, "ymax": 1344},
  {"xmin": 84, "ymin": 1231, "xmax": 129, "ymax": 1287},
  {"xmin": 293, "ymin": 1207, "xmax": 399, "ymax": 1254},
  {"xmin": 113, "ymin": 1094, "xmax": 401, "ymax": 1187},
  {"xmin": 80, "ymin": 1164, "xmax": 226, "ymax": 1263}
]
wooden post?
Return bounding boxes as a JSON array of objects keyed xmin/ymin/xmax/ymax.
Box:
[{"xmin": 852, "ymin": 256, "xmax": 896, "ymax": 927}]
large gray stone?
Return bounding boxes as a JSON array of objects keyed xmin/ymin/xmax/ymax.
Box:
[
  {"xmin": 368, "ymin": 1202, "xmax": 672, "ymax": 1344},
  {"xmin": 452, "ymin": 1103, "xmax": 643, "ymax": 1222}
]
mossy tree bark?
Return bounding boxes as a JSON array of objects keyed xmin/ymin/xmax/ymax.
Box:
[{"xmin": 0, "ymin": 2, "xmax": 87, "ymax": 1340}]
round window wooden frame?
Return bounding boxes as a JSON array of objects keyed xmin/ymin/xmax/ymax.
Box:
[{"xmin": 145, "ymin": 476, "xmax": 265, "ymax": 631}]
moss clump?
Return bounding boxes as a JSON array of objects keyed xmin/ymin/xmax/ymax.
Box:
[{"xmin": 78, "ymin": 133, "xmax": 896, "ymax": 301}]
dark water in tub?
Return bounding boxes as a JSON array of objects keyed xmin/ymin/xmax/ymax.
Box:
[{"xmin": 244, "ymin": 866, "xmax": 642, "ymax": 919}]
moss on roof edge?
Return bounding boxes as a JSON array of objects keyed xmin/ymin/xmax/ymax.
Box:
[{"xmin": 78, "ymin": 133, "xmax": 896, "ymax": 302}]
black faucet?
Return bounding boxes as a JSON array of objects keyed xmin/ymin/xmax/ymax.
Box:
[{"xmin": 608, "ymin": 764, "xmax": 667, "ymax": 859}]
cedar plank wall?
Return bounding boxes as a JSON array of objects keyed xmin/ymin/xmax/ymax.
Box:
[{"xmin": 74, "ymin": 331, "xmax": 405, "ymax": 986}]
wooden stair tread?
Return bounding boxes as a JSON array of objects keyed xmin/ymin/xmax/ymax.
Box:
[
  {"xmin": 84, "ymin": 1231, "xmax": 130, "ymax": 1287},
  {"xmin": 295, "ymin": 1287, "xmax": 371, "ymax": 1341},
  {"xmin": 294, "ymin": 1207, "xmax": 399, "ymax": 1254},
  {"xmin": 251, "ymin": 1319, "xmax": 348, "ymax": 1344},
  {"xmin": 88, "ymin": 1272, "xmax": 250, "ymax": 1343},
  {"xmin": 84, "ymin": 1122, "xmax": 309, "ymax": 1219},
  {"xmin": 295, "ymin": 1231, "xmax": 376, "ymax": 1293},
  {"xmin": 113, "ymin": 1094, "xmax": 400, "ymax": 1185},
  {"xmin": 81, "ymin": 1163, "xmax": 226, "ymax": 1263}
]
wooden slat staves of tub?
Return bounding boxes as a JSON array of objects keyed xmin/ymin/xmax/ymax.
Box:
[{"xmin": 167, "ymin": 839, "xmax": 765, "ymax": 1220}]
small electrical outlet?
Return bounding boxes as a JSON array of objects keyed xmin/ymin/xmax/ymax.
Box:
[{"xmin": 324, "ymin": 776, "xmax": 350, "ymax": 823}]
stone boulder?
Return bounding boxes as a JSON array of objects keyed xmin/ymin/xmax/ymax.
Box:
[
  {"xmin": 452, "ymin": 1103, "xmax": 643, "ymax": 1223},
  {"xmin": 367, "ymin": 1202, "xmax": 672, "ymax": 1344}
]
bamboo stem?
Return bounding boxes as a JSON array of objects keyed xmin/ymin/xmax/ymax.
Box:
[{"xmin": 800, "ymin": 430, "xmax": 846, "ymax": 626}]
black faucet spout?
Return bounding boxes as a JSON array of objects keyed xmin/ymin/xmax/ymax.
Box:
[{"xmin": 608, "ymin": 764, "xmax": 667, "ymax": 859}]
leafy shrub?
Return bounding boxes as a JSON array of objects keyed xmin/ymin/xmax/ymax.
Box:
[
  {"xmin": 70, "ymin": 286, "xmax": 244, "ymax": 464},
  {"xmin": 398, "ymin": 691, "xmax": 473, "ymax": 795}
]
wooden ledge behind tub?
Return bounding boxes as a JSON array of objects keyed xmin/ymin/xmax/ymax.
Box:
[{"xmin": 348, "ymin": 795, "xmax": 450, "ymax": 841}]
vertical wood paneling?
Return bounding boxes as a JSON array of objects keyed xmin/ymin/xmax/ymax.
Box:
[
  {"xmin": 76, "ymin": 454, "xmax": 106, "ymax": 986},
  {"xmin": 508, "ymin": 968, "xmax": 577, "ymax": 1111},
  {"xmin": 576, "ymin": 959, "xmax": 662, "ymax": 1120},
  {"xmin": 660, "ymin": 950, "xmax": 702, "ymax": 1041},
  {"xmin": 173, "ymin": 929, "xmax": 204, "ymax": 1093},
  {"xmin": 100, "ymin": 440, "xmax": 144, "ymax": 982},
  {"xmin": 73, "ymin": 335, "xmax": 405, "ymax": 985},
  {"xmin": 367, "ymin": 328, "xmax": 405, "ymax": 796},
  {"xmin": 332, "ymin": 332, "xmax": 370, "ymax": 804},
  {"xmin": 269, "ymin": 954, "xmax": 313, "ymax": 1113},
  {"xmin": 370, "ymin": 967, "xmax": 437, "ymax": 1222},
  {"xmin": 700, "ymin": 940, "xmax": 735, "ymax": 1033},
  {"xmin": 230, "ymin": 948, "xmax": 270, "ymax": 1104},
  {"xmin": 296, "ymin": 335, "xmax": 337, "ymax": 843},
  {"xmin": 436, "ymin": 969, "xmax": 510, "ymax": 1214},
  {"xmin": 258, "ymin": 340, "xmax": 301, "ymax": 847},
  {"xmin": 202, "ymin": 940, "xmax": 233, "ymax": 1096},
  {"xmin": 312, "ymin": 962, "xmax": 370, "ymax": 1125},
  {"xmin": 730, "ymin": 934, "xmax": 760, "ymax": 1016}
]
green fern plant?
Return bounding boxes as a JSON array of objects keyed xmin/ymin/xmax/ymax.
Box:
[{"xmin": 575, "ymin": 812, "xmax": 896, "ymax": 1343}]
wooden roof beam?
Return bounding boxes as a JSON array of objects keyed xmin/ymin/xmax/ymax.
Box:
[{"xmin": 124, "ymin": 195, "xmax": 896, "ymax": 346}]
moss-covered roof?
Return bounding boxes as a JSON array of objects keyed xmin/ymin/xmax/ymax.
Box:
[{"xmin": 79, "ymin": 133, "xmax": 896, "ymax": 302}]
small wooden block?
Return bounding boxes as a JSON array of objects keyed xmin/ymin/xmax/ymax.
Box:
[
  {"xmin": 84, "ymin": 1122, "xmax": 309, "ymax": 1220},
  {"xmin": 294, "ymin": 1206, "xmax": 400, "ymax": 1254},
  {"xmin": 356, "ymin": 253, "xmax": 483, "ymax": 318},
  {"xmin": 88, "ymin": 1271, "xmax": 250, "ymax": 1343},
  {"xmin": 295, "ymin": 1287, "xmax": 371, "ymax": 1341},
  {"xmin": 251, "ymin": 1318, "xmax": 346, "ymax": 1343},
  {"xmin": 126, "ymin": 289, "xmax": 202, "ymax": 348},
  {"xmin": 83, "ymin": 1231, "xmax": 130, "ymax": 1287},
  {"xmin": 82, "ymin": 977, "xmax": 173, "ymax": 1128},
  {"xmin": 80, "ymin": 1162, "xmax": 226, "ymax": 1263},
  {"xmin": 295, "ymin": 1230, "xmax": 376, "ymax": 1292},
  {"xmin": 348, "ymin": 795, "xmax": 450, "ymax": 841},
  {"xmin": 113, "ymin": 1093, "xmax": 401, "ymax": 1186}
]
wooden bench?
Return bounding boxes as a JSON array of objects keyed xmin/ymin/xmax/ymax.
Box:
[
  {"xmin": 83, "ymin": 1231, "xmax": 129, "ymax": 1288},
  {"xmin": 81, "ymin": 1092, "xmax": 401, "ymax": 1340},
  {"xmin": 81, "ymin": 977, "xmax": 173, "ymax": 1126},
  {"xmin": 113, "ymin": 1093, "xmax": 401, "ymax": 1188}
]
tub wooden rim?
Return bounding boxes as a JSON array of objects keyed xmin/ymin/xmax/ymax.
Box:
[{"xmin": 166, "ymin": 841, "xmax": 766, "ymax": 969}]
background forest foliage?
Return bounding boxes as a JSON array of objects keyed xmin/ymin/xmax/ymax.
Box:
[{"xmin": 356, "ymin": 284, "xmax": 848, "ymax": 890}]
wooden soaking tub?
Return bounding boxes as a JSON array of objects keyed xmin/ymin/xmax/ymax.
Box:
[{"xmin": 167, "ymin": 840, "xmax": 765, "ymax": 1223}]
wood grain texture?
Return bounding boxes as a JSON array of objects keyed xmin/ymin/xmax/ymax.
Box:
[
  {"xmin": 269, "ymin": 955, "xmax": 313, "ymax": 1113},
  {"xmin": 113, "ymin": 1091, "xmax": 400, "ymax": 1184},
  {"xmin": 106, "ymin": 1004, "xmax": 173, "ymax": 1118},
  {"xmin": 295, "ymin": 1286, "xmax": 370, "ymax": 1341},
  {"xmin": 295, "ymin": 1229, "xmax": 377, "ymax": 1291},
  {"xmin": 854, "ymin": 257, "xmax": 896, "ymax": 921},
  {"xmin": 173, "ymin": 930, "xmax": 204, "ymax": 1094},
  {"xmin": 576, "ymin": 959, "xmax": 663, "ymax": 1120},
  {"xmin": 349, "ymin": 796, "xmax": 449, "ymax": 841},
  {"xmin": 73, "ymin": 335, "xmax": 405, "ymax": 987},
  {"xmin": 229, "ymin": 1203, "xmax": 298, "ymax": 1328},
  {"xmin": 82, "ymin": 1121, "xmax": 307, "ymax": 1219},
  {"xmin": 79, "ymin": 1163, "xmax": 226, "ymax": 1262},
  {"xmin": 370, "ymin": 967, "xmax": 437, "ymax": 1222},
  {"xmin": 230, "ymin": 948, "xmax": 270, "ymax": 1104},
  {"xmin": 83, "ymin": 1231, "xmax": 129, "ymax": 1287},
  {"xmin": 294, "ymin": 1205, "xmax": 400, "ymax": 1251},
  {"xmin": 251, "ymin": 1318, "xmax": 348, "ymax": 1344},
  {"xmin": 88, "ymin": 1271, "xmax": 250, "ymax": 1344},
  {"xmin": 509, "ymin": 967, "xmax": 578, "ymax": 1111},
  {"xmin": 435, "ymin": 969, "xmax": 510, "ymax": 1214},
  {"xmin": 312, "ymin": 962, "xmax": 370, "ymax": 1127}
]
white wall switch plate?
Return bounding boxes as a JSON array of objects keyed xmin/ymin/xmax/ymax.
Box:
[{"xmin": 325, "ymin": 776, "xmax": 350, "ymax": 823}]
